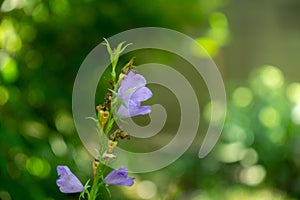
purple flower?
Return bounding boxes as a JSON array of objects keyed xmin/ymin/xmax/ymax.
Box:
[
  {"xmin": 117, "ymin": 71, "xmax": 152, "ymax": 118},
  {"xmin": 56, "ymin": 165, "xmax": 84, "ymax": 193},
  {"xmin": 104, "ymin": 166, "xmax": 135, "ymax": 186}
]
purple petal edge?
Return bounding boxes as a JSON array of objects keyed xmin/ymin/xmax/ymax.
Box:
[{"xmin": 56, "ymin": 165, "xmax": 84, "ymax": 193}]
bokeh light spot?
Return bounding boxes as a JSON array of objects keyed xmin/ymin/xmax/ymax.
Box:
[
  {"xmin": 54, "ymin": 110, "xmax": 75, "ymax": 135},
  {"xmin": 240, "ymin": 165, "xmax": 266, "ymax": 186},
  {"xmin": 191, "ymin": 191, "xmax": 212, "ymax": 200},
  {"xmin": 6, "ymin": 162, "xmax": 20, "ymax": 179},
  {"xmin": 291, "ymin": 104, "xmax": 300, "ymax": 125},
  {"xmin": 49, "ymin": 0, "xmax": 69, "ymax": 16},
  {"xmin": 73, "ymin": 147, "xmax": 91, "ymax": 173},
  {"xmin": 26, "ymin": 157, "xmax": 51, "ymax": 178},
  {"xmin": 208, "ymin": 12, "xmax": 229, "ymax": 46},
  {"xmin": 32, "ymin": 4, "xmax": 49, "ymax": 22},
  {"xmin": 209, "ymin": 12, "xmax": 228, "ymax": 29},
  {"xmin": 0, "ymin": 18, "xmax": 13, "ymax": 47},
  {"xmin": 259, "ymin": 107, "xmax": 280, "ymax": 128},
  {"xmin": 0, "ymin": 191, "xmax": 11, "ymax": 200},
  {"xmin": 5, "ymin": 33, "xmax": 22, "ymax": 52},
  {"xmin": 1, "ymin": 0, "xmax": 26, "ymax": 12},
  {"xmin": 286, "ymin": 82, "xmax": 300, "ymax": 104},
  {"xmin": 0, "ymin": 18, "xmax": 22, "ymax": 52},
  {"xmin": 22, "ymin": 0, "xmax": 39, "ymax": 16},
  {"xmin": 49, "ymin": 134, "xmax": 68, "ymax": 157},
  {"xmin": 232, "ymin": 87, "xmax": 253, "ymax": 107},
  {"xmin": 197, "ymin": 37, "xmax": 218, "ymax": 57},
  {"xmin": 250, "ymin": 65, "xmax": 285, "ymax": 97},
  {"xmin": 19, "ymin": 24, "xmax": 36, "ymax": 42},
  {"xmin": 260, "ymin": 65, "xmax": 284, "ymax": 89},
  {"xmin": 137, "ymin": 180, "xmax": 157, "ymax": 199},
  {"xmin": 223, "ymin": 124, "xmax": 247, "ymax": 143},
  {"xmin": 240, "ymin": 148, "xmax": 258, "ymax": 167},
  {"xmin": 203, "ymin": 101, "xmax": 226, "ymax": 126},
  {"xmin": 215, "ymin": 142, "xmax": 245, "ymax": 163},
  {"xmin": 14, "ymin": 153, "xmax": 28, "ymax": 170},
  {"xmin": 266, "ymin": 127, "xmax": 285, "ymax": 145},
  {"xmin": 0, "ymin": 86, "xmax": 9, "ymax": 105},
  {"xmin": 21, "ymin": 121, "xmax": 47, "ymax": 139},
  {"xmin": 0, "ymin": 56, "xmax": 18, "ymax": 83}
]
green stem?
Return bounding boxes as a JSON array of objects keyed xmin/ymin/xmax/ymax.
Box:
[
  {"xmin": 111, "ymin": 70, "xmax": 116, "ymax": 85},
  {"xmin": 90, "ymin": 111, "xmax": 113, "ymax": 199},
  {"xmin": 104, "ymin": 116, "xmax": 115, "ymax": 136},
  {"xmin": 89, "ymin": 40, "xmax": 129, "ymax": 200},
  {"xmin": 89, "ymin": 164, "xmax": 105, "ymax": 200}
]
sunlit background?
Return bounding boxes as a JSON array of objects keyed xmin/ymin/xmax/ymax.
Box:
[{"xmin": 1, "ymin": 0, "xmax": 300, "ymax": 199}]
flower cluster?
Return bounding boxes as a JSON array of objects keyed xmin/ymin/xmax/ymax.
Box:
[
  {"xmin": 55, "ymin": 40, "xmax": 152, "ymax": 200},
  {"xmin": 117, "ymin": 71, "xmax": 152, "ymax": 118},
  {"xmin": 56, "ymin": 165, "xmax": 134, "ymax": 193}
]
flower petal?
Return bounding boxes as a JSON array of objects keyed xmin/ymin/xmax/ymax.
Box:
[
  {"xmin": 127, "ymin": 102, "xmax": 151, "ymax": 116},
  {"xmin": 56, "ymin": 166, "xmax": 84, "ymax": 193},
  {"xmin": 117, "ymin": 104, "xmax": 130, "ymax": 118},
  {"xmin": 117, "ymin": 103, "xmax": 151, "ymax": 118},
  {"xmin": 117, "ymin": 70, "xmax": 152, "ymax": 118},
  {"xmin": 130, "ymin": 87, "xmax": 152, "ymax": 102},
  {"xmin": 104, "ymin": 166, "xmax": 135, "ymax": 186},
  {"xmin": 118, "ymin": 71, "xmax": 146, "ymax": 100}
]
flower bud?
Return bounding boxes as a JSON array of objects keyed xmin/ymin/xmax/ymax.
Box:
[
  {"xmin": 100, "ymin": 110, "xmax": 109, "ymax": 131},
  {"xmin": 102, "ymin": 153, "xmax": 117, "ymax": 159},
  {"xmin": 107, "ymin": 140, "xmax": 118, "ymax": 153},
  {"xmin": 93, "ymin": 159, "xmax": 99, "ymax": 178}
]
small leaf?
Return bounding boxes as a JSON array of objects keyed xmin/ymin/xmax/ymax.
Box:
[{"xmin": 102, "ymin": 38, "xmax": 112, "ymax": 55}]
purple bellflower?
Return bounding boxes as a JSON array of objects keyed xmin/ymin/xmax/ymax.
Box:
[
  {"xmin": 117, "ymin": 71, "xmax": 152, "ymax": 118},
  {"xmin": 56, "ymin": 165, "xmax": 84, "ymax": 193},
  {"xmin": 104, "ymin": 166, "xmax": 135, "ymax": 186}
]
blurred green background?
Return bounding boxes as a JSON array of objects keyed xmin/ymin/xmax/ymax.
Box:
[{"xmin": 1, "ymin": 0, "xmax": 300, "ymax": 199}]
